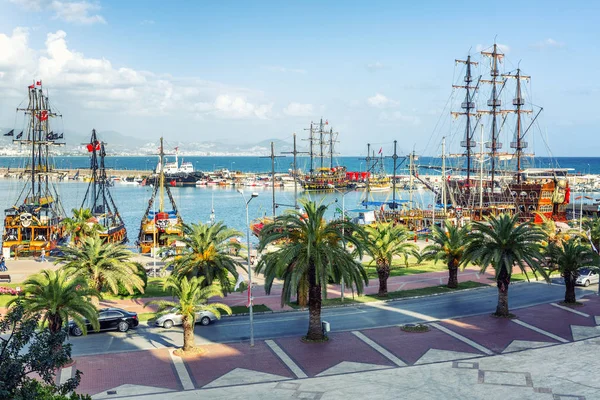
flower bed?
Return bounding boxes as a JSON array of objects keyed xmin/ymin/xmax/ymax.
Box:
[{"xmin": 0, "ymin": 286, "xmax": 19, "ymax": 296}]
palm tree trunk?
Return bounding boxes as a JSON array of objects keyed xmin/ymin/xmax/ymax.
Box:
[
  {"xmin": 495, "ymin": 270, "xmax": 511, "ymax": 317},
  {"xmin": 564, "ymin": 273, "xmax": 577, "ymax": 304},
  {"xmin": 447, "ymin": 259, "xmax": 459, "ymax": 289},
  {"xmin": 297, "ymin": 276, "xmax": 308, "ymax": 308},
  {"xmin": 182, "ymin": 315, "xmax": 195, "ymax": 351},
  {"xmin": 306, "ymin": 265, "xmax": 323, "ymax": 341},
  {"xmin": 376, "ymin": 260, "xmax": 390, "ymax": 297},
  {"xmin": 48, "ymin": 313, "xmax": 63, "ymax": 334}
]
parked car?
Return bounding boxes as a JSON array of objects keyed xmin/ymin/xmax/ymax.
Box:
[
  {"xmin": 69, "ymin": 307, "xmax": 139, "ymax": 336},
  {"xmin": 576, "ymin": 268, "xmax": 600, "ymax": 287},
  {"xmin": 155, "ymin": 308, "xmax": 217, "ymax": 329}
]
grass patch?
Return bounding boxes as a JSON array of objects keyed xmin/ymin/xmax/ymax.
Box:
[
  {"xmin": 401, "ymin": 323, "xmax": 430, "ymax": 333},
  {"xmin": 362, "ymin": 258, "xmax": 446, "ymax": 279},
  {"xmin": 137, "ymin": 312, "xmax": 157, "ymax": 322},
  {"xmin": 102, "ymin": 278, "xmax": 172, "ymax": 300},
  {"xmin": 288, "ymin": 281, "xmax": 488, "ymax": 308},
  {"xmin": 230, "ymin": 304, "xmax": 271, "ymax": 314}
]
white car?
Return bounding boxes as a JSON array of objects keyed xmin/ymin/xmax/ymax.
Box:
[
  {"xmin": 576, "ymin": 268, "xmax": 600, "ymax": 287},
  {"xmin": 155, "ymin": 308, "xmax": 217, "ymax": 329}
]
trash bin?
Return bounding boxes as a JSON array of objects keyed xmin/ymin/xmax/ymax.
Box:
[{"xmin": 322, "ymin": 321, "xmax": 330, "ymax": 335}]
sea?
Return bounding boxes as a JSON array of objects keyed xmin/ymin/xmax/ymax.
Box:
[{"xmin": 0, "ymin": 155, "xmax": 598, "ymax": 250}]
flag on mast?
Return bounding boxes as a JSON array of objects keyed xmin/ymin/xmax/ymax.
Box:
[
  {"xmin": 233, "ymin": 273, "xmax": 245, "ymax": 291},
  {"xmin": 378, "ymin": 147, "xmax": 382, "ymax": 154}
]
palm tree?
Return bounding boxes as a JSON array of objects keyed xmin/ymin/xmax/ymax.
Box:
[
  {"xmin": 61, "ymin": 207, "xmax": 102, "ymax": 244},
  {"xmin": 57, "ymin": 236, "xmax": 144, "ymax": 296},
  {"xmin": 146, "ymin": 276, "xmax": 231, "ymax": 351},
  {"xmin": 256, "ymin": 200, "xmax": 368, "ymax": 341},
  {"xmin": 422, "ymin": 220, "xmax": 469, "ymax": 288},
  {"xmin": 549, "ymin": 238, "xmax": 598, "ymax": 304},
  {"xmin": 463, "ymin": 213, "xmax": 548, "ymax": 317},
  {"xmin": 8, "ymin": 269, "xmax": 99, "ymax": 334},
  {"xmin": 582, "ymin": 217, "xmax": 600, "ymax": 252},
  {"xmin": 360, "ymin": 222, "xmax": 416, "ymax": 296},
  {"xmin": 170, "ymin": 222, "xmax": 244, "ymax": 293}
]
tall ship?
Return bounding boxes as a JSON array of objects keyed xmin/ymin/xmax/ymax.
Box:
[
  {"xmin": 137, "ymin": 138, "xmax": 184, "ymax": 254},
  {"xmin": 2, "ymin": 82, "xmax": 67, "ymax": 256},
  {"xmin": 441, "ymin": 44, "xmax": 570, "ymax": 223},
  {"xmin": 300, "ymin": 119, "xmax": 350, "ymax": 191},
  {"xmin": 80, "ymin": 129, "xmax": 127, "ymax": 243},
  {"xmin": 149, "ymin": 146, "xmax": 204, "ymax": 187}
]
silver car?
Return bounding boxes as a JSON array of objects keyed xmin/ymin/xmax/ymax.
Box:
[
  {"xmin": 155, "ymin": 308, "xmax": 217, "ymax": 329},
  {"xmin": 576, "ymin": 268, "xmax": 600, "ymax": 287}
]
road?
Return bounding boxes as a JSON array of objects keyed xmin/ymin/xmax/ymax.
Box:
[{"xmin": 68, "ymin": 281, "xmax": 597, "ymax": 356}]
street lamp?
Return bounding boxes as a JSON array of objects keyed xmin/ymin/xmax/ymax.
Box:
[
  {"xmin": 237, "ymin": 189, "xmax": 259, "ymax": 346},
  {"xmin": 332, "ymin": 187, "xmax": 354, "ymax": 302}
]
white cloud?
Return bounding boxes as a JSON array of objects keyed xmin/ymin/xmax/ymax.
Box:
[
  {"xmin": 476, "ymin": 43, "xmax": 510, "ymax": 54},
  {"xmin": 10, "ymin": 0, "xmax": 106, "ymax": 25},
  {"xmin": 367, "ymin": 93, "xmax": 398, "ymax": 108},
  {"xmin": 264, "ymin": 65, "xmax": 306, "ymax": 74},
  {"xmin": 140, "ymin": 19, "xmax": 155, "ymax": 25},
  {"xmin": 532, "ymin": 38, "xmax": 565, "ymax": 49},
  {"xmin": 0, "ymin": 28, "xmax": 273, "ymax": 120},
  {"xmin": 366, "ymin": 61, "xmax": 384, "ymax": 71},
  {"xmin": 379, "ymin": 111, "xmax": 420, "ymax": 125},
  {"xmin": 283, "ymin": 102, "xmax": 314, "ymax": 117}
]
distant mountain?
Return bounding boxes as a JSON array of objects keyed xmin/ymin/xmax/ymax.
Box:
[{"xmin": 0, "ymin": 127, "xmax": 293, "ymax": 156}]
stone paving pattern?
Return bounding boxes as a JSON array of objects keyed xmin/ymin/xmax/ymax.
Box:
[{"xmin": 56, "ymin": 294, "xmax": 600, "ymax": 398}]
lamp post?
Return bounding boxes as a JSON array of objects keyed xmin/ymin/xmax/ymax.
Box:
[
  {"xmin": 237, "ymin": 189, "xmax": 258, "ymax": 346},
  {"xmin": 332, "ymin": 187, "xmax": 353, "ymax": 302}
]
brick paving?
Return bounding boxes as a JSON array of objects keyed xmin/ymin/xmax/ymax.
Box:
[
  {"xmin": 514, "ymin": 303, "xmax": 598, "ymax": 341},
  {"xmin": 438, "ymin": 314, "xmax": 559, "ymax": 353},
  {"xmin": 359, "ymin": 325, "xmax": 483, "ymax": 365},
  {"xmin": 73, "ymin": 349, "xmax": 180, "ymax": 396},
  {"xmin": 274, "ymin": 331, "xmax": 395, "ymax": 377}
]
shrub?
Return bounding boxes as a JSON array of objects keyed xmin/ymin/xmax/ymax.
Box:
[{"xmin": 0, "ymin": 286, "xmax": 18, "ymax": 295}]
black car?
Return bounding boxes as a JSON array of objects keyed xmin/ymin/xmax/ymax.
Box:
[{"xmin": 69, "ymin": 307, "xmax": 139, "ymax": 336}]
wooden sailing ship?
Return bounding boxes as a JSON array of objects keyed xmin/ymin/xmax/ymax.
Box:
[
  {"xmin": 300, "ymin": 119, "xmax": 351, "ymax": 191},
  {"xmin": 2, "ymin": 81, "xmax": 67, "ymax": 256},
  {"xmin": 80, "ymin": 129, "xmax": 127, "ymax": 243},
  {"xmin": 443, "ymin": 44, "xmax": 570, "ymax": 223},
  {"xmin": 137, "ymin": 138, "xmax": 184, "ymax": 254}
]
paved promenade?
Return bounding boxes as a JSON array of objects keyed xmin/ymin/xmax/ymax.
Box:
[{"xmin": 54, "ymin": 294, "xmax": 600, "ymax": 399}]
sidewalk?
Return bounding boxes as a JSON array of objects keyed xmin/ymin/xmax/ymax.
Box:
[{"xmin": 56, "ymin": 294, "xmax": 600, "ymax": 399}]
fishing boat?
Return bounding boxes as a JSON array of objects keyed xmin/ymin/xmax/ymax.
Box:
[
  {"xmin": 137, "ymin": 138, "xmax": 184, "ymax": 254},
  {"xmin": 300, "ymin": 119, "xmax": 351, "ymax": 191},
  {"xmin": 2, "ymin": 82, "xmax": 68, "ymax": 257},
  {"xmin": 80, "ymin": 129, "xmax": 127, "ymax": 243},
  {"xmin": 439, "ymin": 44, "xmax": 570, "ymax": 223},
  {"xmin": 149, "ymin": 146, "xmax": 204, "ymax": 187}
]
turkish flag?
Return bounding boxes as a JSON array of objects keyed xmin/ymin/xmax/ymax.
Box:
[
  {"xmin": 28, "ymin": 84, "xmax": 34, "ymax": 89},
  {"xmin": 36, "ymin": 81, "xmax": 42, "ymax": 86},
  {"xmin": 37, "ymin": 110, "xmax": 48, "ymax": 121}
]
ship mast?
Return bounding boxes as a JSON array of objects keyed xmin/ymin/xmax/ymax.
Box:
[
  {"xmin": 503, "ymin": 68, "xmax": 532, "ymax": 182},
  {"xmin": 453, "ymin": 56, "xmax": 479, "ymax": 189},
  {"xmin": 480, "ymin": 44, "xmax": 507, "ymax": 191},
  {"xmin": 159, "ymin": 137, "xmax": 165, "ymax": 212}
]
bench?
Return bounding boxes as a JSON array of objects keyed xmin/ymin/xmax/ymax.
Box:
[{"xmin": 0, "ymin": 274, "xmax": 11, "ymax": 283}]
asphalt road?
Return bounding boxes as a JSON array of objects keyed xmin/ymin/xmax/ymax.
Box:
[{"xmin": 68, "ymin": 281, "xmax": 598, "ymax": 356}]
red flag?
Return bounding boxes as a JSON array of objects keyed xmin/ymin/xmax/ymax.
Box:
[
  {"xmin": 325, "ymin": 119, "xmax": 328, "ymax": 125},
  {"xmin": 36, "ymin": 110, "xmax": 48, "ymax": 121},
  {"xmin": 28, "ymin": 84, "xmax": 34, "ymax": 89},
  {"xmin": 170, "ymin": 180, "xmax": 176, "ymax": 186},
  {"xmin": 36, "ymin": 80, "xmax": 42, "ymax": 86},
  {"xmin": 378, "ymin": 147, "xmax": 382, "ymax": 154},
  {"xmin": 94, "ymin": 140, "xmax": 101, "ymax": 151},
  {"xmin": 86, "ymin": 143, "xmax": 94, "ymax": 152}
]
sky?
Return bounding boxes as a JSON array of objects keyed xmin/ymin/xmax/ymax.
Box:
[{"xmin": 0, "ymin": 0, "xmax": 598, "ymax": 157}]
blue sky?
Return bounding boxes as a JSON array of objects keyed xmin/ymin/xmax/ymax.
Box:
[{"xmin": 0, "ymin": 0, "xmax": 598, "ymax": 156}]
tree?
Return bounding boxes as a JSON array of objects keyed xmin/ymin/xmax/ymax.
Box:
[
  {"xmin": 463, "ymin": 213, "xmax": 548, "ymax": 317},
  {"xmin": 8, "ymin": 269, "xmax": 99, "ymax": 334},
  {"xmin": 359, "ymin": 222, "xmax": 416, "ymax": 296},
  {"xmin": 549, "ymin": 238, "xmax": 598, "ymax": 304},
  {"xmin": 582, "ymin": 216, "xmax": 600, "ymax": 252},
  {"xmin": 61, "ymin": 208, "xmax": 102, "ymax": 245},
  {"xmin": 56, "ymin": 236, "xmax": 144, "ymax": 296},
  {"xmin": 256, "ymin": 200, "xmax": 368, "ymax": 341},
  {"xmin": 146, "ymin": 276, "xmax": 231, "ymax": 352},
  {"xmin": 0, "ymin": 301, "xmax": 91, "ymax": 399},
  {"xmin": 422, "ymin": 220, "xmax": 469, "ymax": 288},
  {"xmin": 169, "ymin": 222, "xmax": 244, "ymax": 293}
]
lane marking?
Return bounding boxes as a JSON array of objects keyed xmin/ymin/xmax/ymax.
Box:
[
  {"xmin": 352, "ymin": 331, "xmax": 406, "ymax": 366},
  {"xmin": 363, "ymin": 302, "xmax": 436, "ymax": 321},
  {"xmin": 265, "ymin": 340, "xmax": 307, "ymax": 378},
  {"xmin": 511, "ymin": 319, "xmax": 569, "ymax": 343},
  {"xmin": 429, "ymin": 323, "xmax": 493, "ymax": 355},
  {"xmin": 221, "ymin": 310, "xmax": 367, "ymax": 327},
  {"xmin": 550, "ymin": 302, "xmax": 590, "ymax": 318},
  {"xmin": 59, "ymin": 366, "xmax": 72, "ymax": 385},
  {"xmin": 169, "ymin": 349, "xmax": 195, "ymax": 390}
]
